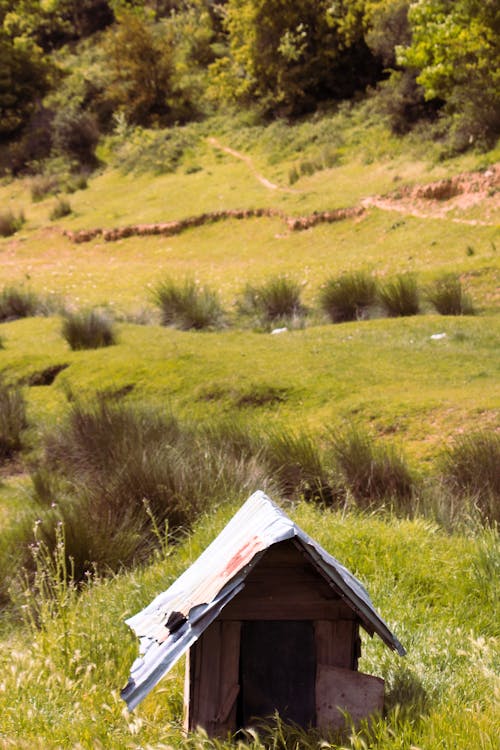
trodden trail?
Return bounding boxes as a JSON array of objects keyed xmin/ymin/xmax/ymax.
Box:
[{"xmin": 63, "ymin": 144, "xmax": 499, "ymax": 242}]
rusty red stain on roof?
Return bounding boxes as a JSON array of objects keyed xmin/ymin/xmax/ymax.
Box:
[{"xmin": 222, "ymin": 536, "xmax": 261, "ymax": 578}]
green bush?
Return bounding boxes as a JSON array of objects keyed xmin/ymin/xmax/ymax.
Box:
[
  {"xmin": 330, "ymin": 427, "xmax": 415, "ymax": 507},
  {"xmin": 378, "ymin": 273, "xmax": 420, "ymax": 317},
  {"xmin": 49, "ymin": 198, "xmax": 72, "ymax": 221},
  {"xmin": 30, "ymin": 174, "xmax": 61, "ymax": 202},
  {"xmin": 153, "ymin": 277, "xmax": 225, "ymax": 330},
  {"xmin": 439, "ymin": 432, "xmax": 500, "ymax": 522},
  {"xmin": 0, "ymin": 208, "xmax": 25, "ymax": 237},
  {"xmin": 318, "ymin": 271, "xmax": 378, "ymax": 323},
  {"xmin": 0, "ymin": 378, "xmax": 27, "ymax": 460},
  {"xmin": 62, "ymin": 310, "xmax": 116, "ymax": 350},
  {"xmin": 426, "ymin": 274, "xmax": 475, "ymax": 315},
  {"xmin": 66, "ymin": 172, "xmax": 88, "ymax": 193},
  {"xmin": 236, "ymin": 275, "xmax": 305, "ymax": 326},
  {"xmin": 0, "ymin": 286, "xmax": 39, "ymax": 321}
]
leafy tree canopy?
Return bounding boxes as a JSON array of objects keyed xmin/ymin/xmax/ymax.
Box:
[
  {"xmin": 399, "ymin": 0, "xmax": 500, "ymax": 146},
  {"xmin": 210, "ymin": 0, "xmax": 379, "ymax": 116}
]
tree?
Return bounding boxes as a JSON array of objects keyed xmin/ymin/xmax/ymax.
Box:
[
  {"xmin": 399, "ymin": 0, "xmax": 500, "ymax": 147},
  {"xmin": 0, "ymin": 29, "xmax": 53, "ymax": 137},
  {"xmin": 210, "ymin": 0, "xmax": 379, "ymax": 116},
  {"xmin": 104, "ymin": 11, "xmax": 178, "ymax": 125}
]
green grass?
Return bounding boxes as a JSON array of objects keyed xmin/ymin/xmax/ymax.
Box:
[
  {"xmin": 0, "ymin": 110, "xmax": 498, "ymax": 748},
  {"xmin": 0, "ymin": 501, "xmax": 497, "ymax": 747},
  {"xmin": 0, "ymin": 314, "xmax": 498, "ymax": 461}
]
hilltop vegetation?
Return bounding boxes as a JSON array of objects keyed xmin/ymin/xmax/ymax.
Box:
[{"xmin": 1, "ymin": 0, "xmax": 499, "ymax": 180}]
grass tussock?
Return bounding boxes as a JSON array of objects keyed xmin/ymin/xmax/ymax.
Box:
[
  {"xmin": 260, "ymin": 428, "xmax": 339, "ymax": 504},
  {"xmin": 0, "ymin": 377, "xmax": 27, "ymax": 461},
  {"xmin": 236, "ymin": 276, "xmax": 305, "ymax": 327},
  {"xmin": 153, "ymin": 277, "xmax": 225, "ymax": 330},
  {"xmin": 378, "ymin": 274, "xmax": 420, "ymax": 317},
  {"xmin": 61, "ymin": 309, "xmax": 116, "ymax": 350},
  {"xmin": 0, "ymin": 286, "xmax": 42, "ymax": 321},
  {"xmin": 426, "ymin": 273, "xmax": 475, "ymax": 315},
  {"xmin": 26, "ymin": 400, "xmax": 270, "ymax": 581},
  {"xmin": 319, "ymin": 272, "xmax": 378, "ymax": 323},
  {"xmin": 329, "ymin": 427, "xmax": 416, "ymax": 508},
  {"xmin": 439, "ymin": 432, "xmax": 500, "ymax": 522},
  {"xmin": 0, "ymin": 208, "xmax": 25, "ymax": 237},
  {"xmin": 49, "ymin": 197, "xmax": 72, "ymax": 221}
]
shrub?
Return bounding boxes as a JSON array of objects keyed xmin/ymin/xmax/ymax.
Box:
[
  {"xmin": 378, "ymin": 273, "xmax": 420, "ymax": 317},
  {"xmin": 319, "ymin": 272, "xmax": 378, "ymax": 323},
  {"xmin": 66, "ymin": 172, "xmax": 88, "ymax": 193},
  {"xmin": 329, "ymin": 427, "xmax": 415, "ymax": 507},
  {"xmin": 62, "ymin": 310, "xmax": 116, "ymax": 350},
  {"xmin": 30, "ymin": 174, "xmax": 61, "ymax": 202},
  {"xmin": 52, "ymin": 106, "xmax": 100, "ymax": 168},
  {"xmin": 49, "ymin": 198, "xmax": 72, "ymax": 221},
  {"xmin": 0, "ymin": 286, "xmax": 39, "ymax": 321},
  {"xmin": 0, "ymin": 208, "xmax": 25, "ymax": 237},
  {"xmin": 439, "ymin": 432, "xmax": 500, "ymax": 522},
  {"xmin": 152, "ymin": 277, "xmax": 225, "ymax": 330},
  {"xmin": 0, "ymin": 378, "xmax": 27, "ymax": 460},
  {"xmin": 426, "ymin": 273, "xmax": 475, "ymax": 315},
  {"xmin": 237, "ymin": 276, "xmax": 305, "ymax": 325}
]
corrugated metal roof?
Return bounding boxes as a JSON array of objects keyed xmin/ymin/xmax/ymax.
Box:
[{"xmin": 121, "ymin": 491, "xmax": 405, "ymax": 711}]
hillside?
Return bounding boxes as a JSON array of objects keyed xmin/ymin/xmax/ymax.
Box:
[{"xmin": 0, "ymin": 111, "xmax": 498, "ymax": 748}]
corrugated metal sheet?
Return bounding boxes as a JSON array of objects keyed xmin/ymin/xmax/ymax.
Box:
[{"xmin": 121, "ymin": 491, "xmax": 405, "ymax": 711}]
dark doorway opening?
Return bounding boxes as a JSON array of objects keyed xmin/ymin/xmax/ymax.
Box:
[{"xmin": 238, "ymin": 620, "xmax": 316, "ymax": 728}]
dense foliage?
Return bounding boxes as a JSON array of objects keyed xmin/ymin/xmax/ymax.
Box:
[{"xmin": 0, "ymin": 0, "xmax": 498, "ymax": 173}]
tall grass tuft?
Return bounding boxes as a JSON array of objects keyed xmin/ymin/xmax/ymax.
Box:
[
  {"xmin": 0, "ymin": 377, "xmax": 27, "ymax": 460},
  {"xmin": 0, "ymin": 208, "xmax": 25, "ymax": 237},
  {"xmin": 153, "ymin": 277, "xmax": 225, "ymax": 330},
  {"xmin": 378, "ymin": 274, "xmax": 420, "ymax": 317},
  {"xmin": 61, "ymin": 309, "xmax": 116, "ymax": 350},
  {"xmin": 426, "ymin": 273, "xmax": 475, "ymax": 315},
  {"xmin": 439, "ymin": 432, "xmax": 500, "ymax": 522},
  {"xmin": 319, "ymin": 272, "xmax": 377, "ymax": 323},
  {"xmin": 329, "ymin": 427, "xmax": 415, "ymax": 507},
  {"xmin": 260, "ymin": 428, "xmax": 339, "ymax": 504},
  {"xmin": 49, "ymin": 197, "xmax": 72, "ymax": 221},
  {"xmin": 32, "ymin": 401, "xmax": 269, "ymax": 578},
  {"xmin": 0, "ymin": 286, "xmax": 39, "ymax": 321},
  {"xmin": 236, "ymin": 275, "xmax": 305, "ymax": 326}
]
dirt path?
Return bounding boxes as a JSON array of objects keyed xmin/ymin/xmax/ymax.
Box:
[
  {"xmin": 207, "ymin": 137, "xmax": 499, "ymax": 226},
  {"xmin": 207, "ymin": 136, "xmax": 301, "ymax": 193},
  {"xmin": 64, "ymin": 149, "xmax": 499, "ymax": 243}
]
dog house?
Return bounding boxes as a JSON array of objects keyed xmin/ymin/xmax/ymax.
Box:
[{"xmin": 121, "ymin": 492, "xmax": 405, "ymax": 734}]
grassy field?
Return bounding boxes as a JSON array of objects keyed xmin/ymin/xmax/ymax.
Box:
[{"xmin": 0, "ymin": 111, "xmax": 498, "ymax": 748}]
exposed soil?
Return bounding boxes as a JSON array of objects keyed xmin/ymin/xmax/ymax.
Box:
[
  {"xmin": 63, "ymin": 145, "xmax": 499, "ymax": 243},
  {"xmin": 363, "ymin": 164, "xmax": 499, "ymax": 226}
]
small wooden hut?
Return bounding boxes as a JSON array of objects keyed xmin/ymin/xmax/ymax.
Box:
[{"xmin": 121, "ymin": 492, "xmax": 405, "ymax": 735}]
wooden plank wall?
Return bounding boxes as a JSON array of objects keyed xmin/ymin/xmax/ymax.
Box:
[{"xmin": 186, "ymin": 621, "xmax": 241, "ymax": 736}]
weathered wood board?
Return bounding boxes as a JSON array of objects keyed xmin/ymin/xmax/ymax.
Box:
[{"xmin": 316, "ymin": 665, "xmax": 384, "ymax": 730}]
